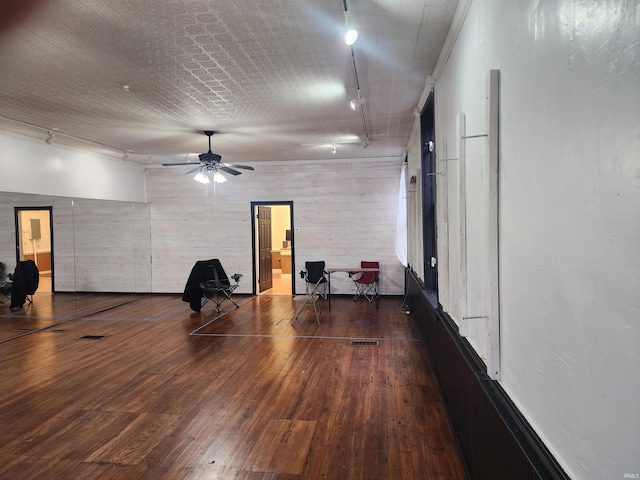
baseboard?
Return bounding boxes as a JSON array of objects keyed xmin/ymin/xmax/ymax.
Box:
[{"xmin": 405, "ymin": 268, "xmax": 569, "ymax": 480}]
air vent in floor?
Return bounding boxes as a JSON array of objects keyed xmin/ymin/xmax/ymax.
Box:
[
  {"xmin": 350, "ymin": 340, "xmax": 379, "ymax": 346},
  {"xmin": 79, "ymin": 335, "xmax": 106, "ymax": 340}
]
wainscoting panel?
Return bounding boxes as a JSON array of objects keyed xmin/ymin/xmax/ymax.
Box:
[{"xmin": 405, "ymin": 268, "xmax": 569, "ymax": 480}]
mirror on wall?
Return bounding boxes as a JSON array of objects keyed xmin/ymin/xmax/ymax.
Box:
[{"xmin": 0, "ymin": 191, "xmax": 152, "ymax": 340}]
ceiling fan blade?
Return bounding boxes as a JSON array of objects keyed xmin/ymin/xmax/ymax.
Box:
[
  {"xmin": 220, "ymin": 166, "xmax": 242, "ymax": 176},
  {"xmin": 223, "ymin": 163, "xmax": 254, "ymax": 171},
  {"xmin": 162, "ymin": 162, "xmax": 199, "ymax": 166}
]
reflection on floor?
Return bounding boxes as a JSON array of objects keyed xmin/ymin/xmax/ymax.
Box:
[
  {"xmin": 39, "ymin": 273, "xmax": 51, "ymax": 293},
  {"xmin": 261, "ymin": 271, "xmax": 292, "ymax": 295}
]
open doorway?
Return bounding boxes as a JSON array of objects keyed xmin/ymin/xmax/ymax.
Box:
[
  {"xmin": 14, "ymin": 207, "xmax": 53, "ymax": 293},
  {"xmin": 251, "ymin": 201, "xmax": 294, "ymax": 296}
]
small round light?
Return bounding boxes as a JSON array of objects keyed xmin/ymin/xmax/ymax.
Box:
[{"xmin": 344, "ymin": 29, "xmax": 358, "ymax": 46}]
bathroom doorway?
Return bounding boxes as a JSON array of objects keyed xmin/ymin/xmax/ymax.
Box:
[{"xmin": 251, "ymin": 201, "xmax": 294, "ymax": 296}]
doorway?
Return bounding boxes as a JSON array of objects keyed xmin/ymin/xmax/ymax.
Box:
[
  {"xmin": 251, "ymin": 201, "xmax": 294, "ymax": 296},
  {"xmin": 14, "ymin": 207, "xmax": 53, "ymax": 293}
]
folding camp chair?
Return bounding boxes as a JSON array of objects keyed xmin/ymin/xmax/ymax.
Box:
[
  {"xmin": 0, "ymin": 280, "xmax": 11, "ymax": 305},
  {"xmin": 2, "ymin": 260, "xmax": 39, "ymax": 310},
  {"xmin": 292, "ymin": 276, "xmax": 324, "ymax": 325},
  {"xmin": 0, "ymin": 261, "xmax": 8, "ymax": 304},
  {"xmin": 198, "ymin": 260, "xmax": 240, "ymax": 313},
  {"xmin": 182, "ymin": 259, "xmax": 242, "ymax": 313},
  {"xmin": 352, "ymin": 261, "xmax": 380, "ymax": 307},
  {"xmin": 300, "ymin": 261, "xmax": 328, "ymax": 300}
]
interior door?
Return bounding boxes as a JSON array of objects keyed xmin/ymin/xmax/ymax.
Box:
[
  {"xmin": 257, "ymin": 206, "xmax": 273, "ymax": 292},
  {"xmin": 15, "ymin": 207, "xmax": 53, "ymax": 292}
]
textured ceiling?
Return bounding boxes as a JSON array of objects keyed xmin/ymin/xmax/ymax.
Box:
[{"xmin": 0, "ymin": 0, "xmax": 458, "ymax": 165}]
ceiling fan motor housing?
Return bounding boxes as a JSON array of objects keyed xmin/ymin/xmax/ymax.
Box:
[{"xmin": 199, "ymin": 151, "xmax": 222, "ymax": 163}]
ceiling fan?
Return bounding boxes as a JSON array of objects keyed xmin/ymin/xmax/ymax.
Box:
[{"xmin": 162, "ymin": 130, "xmax": 254, "ymax": 183}]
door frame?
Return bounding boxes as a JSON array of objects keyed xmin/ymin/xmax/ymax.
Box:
[
  {"xmin": 14, "ymin": 206, "xmax": 54, "ymax": 292},
  {"xmin": 250, "ymin": 201, "xmax": 295, "ymax": 296}
]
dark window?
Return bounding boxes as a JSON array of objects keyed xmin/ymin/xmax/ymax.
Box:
[{"xmin": 421, "ymin": 93, "xmax": 437, "ymax": 299}]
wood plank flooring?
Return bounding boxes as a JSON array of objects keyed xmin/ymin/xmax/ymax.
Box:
[{"xmin": 0, "ymin": 294, "xmax": 466, "ymax": 479}]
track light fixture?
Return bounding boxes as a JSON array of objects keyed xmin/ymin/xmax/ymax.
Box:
[
  {"xmin": 344, "ymin": 25, "xmax": 358, "ymax": 46},
  {"xmin": 341, "ymin": 0, "xmax": 369, "ymax": 144},
  {"xmin": 45, "ymin": 131, "xmax": 54, "ymax": 145},
  {"xmin": 343, "ymin": 0, "xmax": 358, "ymax": 46},
  {"xmin": 350, "ymin": 89, "xmax": 365, "ymax": 111}
]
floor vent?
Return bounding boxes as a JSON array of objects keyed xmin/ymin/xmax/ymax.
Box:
[
  {"xmin": 350, "ymin": 340, "xmax": 379, "ymax": 346},
  {"xmin": 79, "ymin": 335, "xmax": 105, "ymax": 340}
]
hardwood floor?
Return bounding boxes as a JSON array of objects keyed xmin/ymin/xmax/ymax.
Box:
[
  {"xmin": 0, "ymin": 294, "xmax": 466, "ymax": 479},
  {"xmin": 260, "ymin": 271, "xmax": 292, "ymax": 296}
]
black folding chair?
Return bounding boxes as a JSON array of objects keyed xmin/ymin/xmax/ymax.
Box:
[
  {"xmin": 3, "ymin": 260, "xmax": 39, "ymax": 310},
  {"xmin": 200, "ymin": 269, "xmax": 240, "ymax": 313},
  {"xmin": 292, "ymin": 276, "xmax": 324, "ymax": 325},
  {"xmin": 300, "ymin": 261, "xmax": 328, "ymax": 300},
  {"xmin": 0, "ymin": 280, "xmax": 11, "ymax": 305},
  {"xmin": 182, "ymin": 259, "xmax": 241, "ymax": 313}
]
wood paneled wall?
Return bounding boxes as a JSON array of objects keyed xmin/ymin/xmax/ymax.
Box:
[{"xmin": 146, "ymin": 158, "xmax": 406, "ymax": 295}]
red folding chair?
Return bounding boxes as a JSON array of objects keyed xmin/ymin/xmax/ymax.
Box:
[{"xmin": 352, "ymin": 261, "xmax": 379, "ymax": 307}]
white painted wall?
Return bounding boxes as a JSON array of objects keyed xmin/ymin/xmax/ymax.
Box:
[
  {"xmin": 407, "ymin": 0, "xmax": 640, "ymax": 478},
  {"xmin": 0, "ymin": 132, "xmax": 146, "ymax": 202}
]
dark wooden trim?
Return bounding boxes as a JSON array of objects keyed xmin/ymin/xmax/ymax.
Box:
[{"xmin": 406, "ymin": 268, "xmax": 569, "ymax": 480}]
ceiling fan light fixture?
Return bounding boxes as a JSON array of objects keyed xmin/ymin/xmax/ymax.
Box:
[
  {"xmin": 194, "ymin": 170, "xmax": 210, "ymax": 184},
  {"xmin": 213, "ymin": 171, "xmax": 227, "ymax": 183},
  {"xmin": 165, "ymin": 131, "xmax": 252, "ymax": 181}
]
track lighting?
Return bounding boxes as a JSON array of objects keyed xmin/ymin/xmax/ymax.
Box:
[
  {"xmin": 45, "ymin": 131, "xmax": 54, "ymax": 145},
  {"xmin": 350, "ymin": 89, "xmax": 365, "ymax": 110},
  {"xmin": 343, "ymin": 2, "xmax": 358, "ymax": 46},
  {"xmin": 344, "ymin": 27, "xmax": 358, "ymax": 46},
  {"xmin": 342, "ymin": 0, "xmax": 369, "ymax": 143}
]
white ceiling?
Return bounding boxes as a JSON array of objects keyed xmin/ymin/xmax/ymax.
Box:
[{"xmin": 0, "ymin": 0, "xmax": 458, "ymax": 165}]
